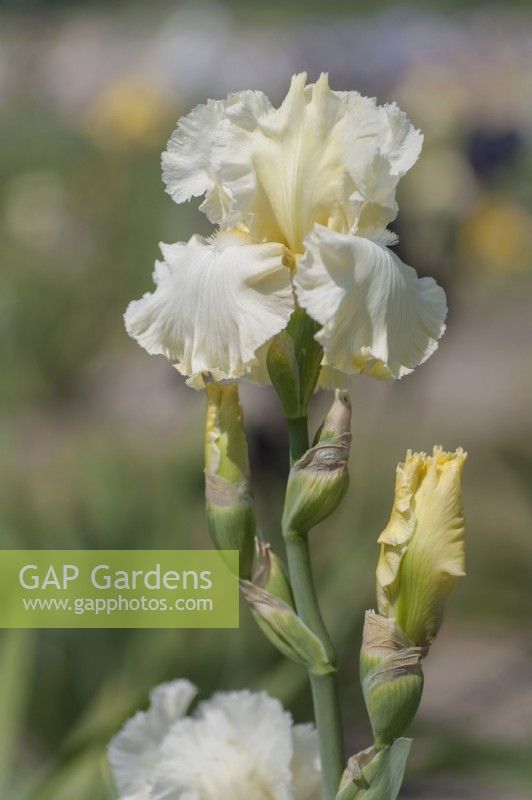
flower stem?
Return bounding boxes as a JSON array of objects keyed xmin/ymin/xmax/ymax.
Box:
[
  {"xmin": 285, "ymin": 417, "xmax": 345, "ymax": 800},
  {"xmin": 287, "ymin": 415, "xmax": 310, "ymax": 466}
]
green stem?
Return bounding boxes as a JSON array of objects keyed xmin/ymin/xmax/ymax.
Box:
[
  {"xmin": 285, "ymin": 417, "xmax": 345, "ymax": 800},
  {"xmin": 287, "ymin": 416, "xmax": 310, "ymax": 466},
  {"xmin": 310, "ymin": 673, "xmax": 346, "ymax": 796}
]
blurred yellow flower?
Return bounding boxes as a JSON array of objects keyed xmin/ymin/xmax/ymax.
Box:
[
  {"xmin": 85, "ymin": 77, "xmax": 173, "ymax": 150},
  {"xmin": 376, "ymin": 446, "xmax": 467, "ymax": 646},
  {"xmin": 458, "ymin": 195, "xmax": 532, "ymax": 277}
]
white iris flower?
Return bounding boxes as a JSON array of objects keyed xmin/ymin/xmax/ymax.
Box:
[
  {"xmin": 125, "ymin": 73, "xmax": 446, "ymax": 387},
  {"xmin": 108, "ymin": 679, "xmax": 321, "ymax": 800}
]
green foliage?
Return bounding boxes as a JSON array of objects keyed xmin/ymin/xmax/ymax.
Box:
[{"xmin": 0, "ymin": 631, "xmax": 35, "ymax": 796}]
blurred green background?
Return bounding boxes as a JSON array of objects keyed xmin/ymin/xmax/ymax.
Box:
[{"xmin": 1, "ymin": 0, "xmax": 531, "ymax": 798}]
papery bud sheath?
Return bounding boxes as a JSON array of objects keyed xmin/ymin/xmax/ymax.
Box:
[{"xmin": 360, "ymin": 612, "xmax": 425, "ymax": 748}]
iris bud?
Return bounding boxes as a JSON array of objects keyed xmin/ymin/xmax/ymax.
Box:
[
  {"xmin": 204, "ymin": 383, "xmax": 255, "ymax": 579},
  {"xmin": 283, "ymin": 390, "xmax": 351, "ymax": 535},
  {"xmin": 240, "ymin": 539, "xmax": 333, "ymax": 675},
  {"xmin": 377, "ymin": 447, "xmax": 467, "ymax": 647}
]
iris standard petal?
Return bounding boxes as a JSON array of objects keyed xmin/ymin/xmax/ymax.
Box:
[
  {"xmin": 162, "ymin": 99, "xmax": 227, "ymax": 207},
  {"xmin": 210, "ymin": 73, "xmax": 422, "ymax": 250},
  {"xmin": 161, "ymin": 91, "xmax": 271, "ymax": 225}
]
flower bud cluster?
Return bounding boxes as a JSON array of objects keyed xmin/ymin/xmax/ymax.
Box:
[{"xmin": 204, "ymin": 382, "xmax": 353, "ymax": 676}]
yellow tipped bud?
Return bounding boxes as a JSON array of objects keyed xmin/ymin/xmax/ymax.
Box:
[
  {"xmin": 205, "ymin": 383, "xmax": 250, "ymax": 483},
  {"xmin": 283, "ymin": 391, "xmax": 352, "ymax": 535},
  {"xmin": 204, "ymin": 384, "xmax": 255, "ymax": 579},
  {"xmin": 376, "ymin": 447, "xmax": 467, "ymax": 647},
  {"xmin": 360, "ymin": 612, "xmax": 425, "ymax": 748}
]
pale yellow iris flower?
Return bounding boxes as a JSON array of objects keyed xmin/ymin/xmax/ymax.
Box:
[
  {"xmin": 125, "ymin": 73, "xmax": 447, "ymax": 388},
  {"xmin": 376, "ymin": 446, "xmax": 467, "ymax": 646}
]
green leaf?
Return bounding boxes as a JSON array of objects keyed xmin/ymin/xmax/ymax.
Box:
[
  {"xmin": 0, "ymin": 630, "xmax": 34, "ymax": 795},
  {"xmin": 33, "ymin": 750, "xmax": 113, "ymax": 800}
]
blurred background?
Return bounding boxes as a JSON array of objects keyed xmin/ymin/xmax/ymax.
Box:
[{"xmin": 1, "ymin": 0, "xmax": 531, "ymax": 798}]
